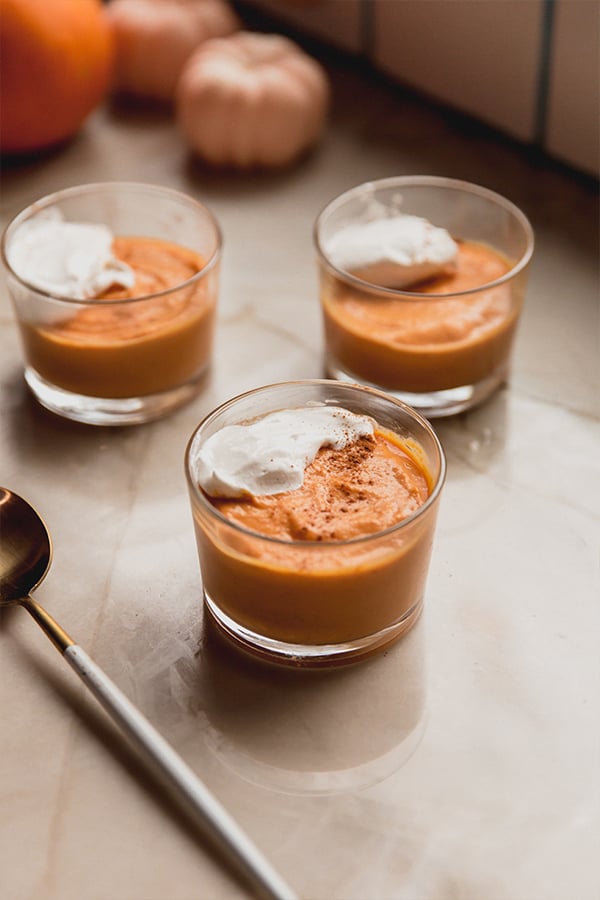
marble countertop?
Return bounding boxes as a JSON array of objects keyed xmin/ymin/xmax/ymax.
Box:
[{"xmin": 1, "ymin": 51, "xmax": 598, "ymax": 900}]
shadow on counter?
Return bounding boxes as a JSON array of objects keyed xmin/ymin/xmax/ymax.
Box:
[{"xmin": 195, "ymin": 611, "xmax": 427, "ymax": 796}]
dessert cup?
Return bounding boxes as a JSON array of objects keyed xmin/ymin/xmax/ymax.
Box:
[
  {"xmin": 315, "ymin": 176, "xmax": 534, "ymax": 417},
  {"xmin": 185, "ymin": 380, "xmax": 446, "ymax": 666},
  {"xmin": 2, "ymin": 182, "xmax": 222, "ymax": 425}
]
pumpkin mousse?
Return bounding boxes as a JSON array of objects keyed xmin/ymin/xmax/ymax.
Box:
[
  {"xmin": 188, "ymin": 403, "xmax": 443, "ymax": 660},
  {"xmin": 7, "ymin": 210, "xmax": 216, "ymax": 399},
  {"xmin": 320, "ymin": 213, "xmax": 521, "ymax": 394}
]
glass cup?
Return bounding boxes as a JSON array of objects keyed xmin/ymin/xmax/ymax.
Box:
[
  {"xmin": 185, "ymin": 380, "xmax": 446, "ymax": 666},
  {"xmin": 315, "ymin": 175, "xmax": 534, "ymax": 418},
  {"xmin": 1, "ymin": 182, "xmax": 222, "ymax": 425}
]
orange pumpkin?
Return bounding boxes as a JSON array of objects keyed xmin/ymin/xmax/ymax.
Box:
[
  {"xmin": 176, "ymin": 31, "xmax": 330, "ymax": 168},
  {"xmin": 0, "ymin": 0, "xmax": 114, "ymax": 155},
  {"xmin": 108, "ymin": 0, "xmax": 239, "ymax": 102}
]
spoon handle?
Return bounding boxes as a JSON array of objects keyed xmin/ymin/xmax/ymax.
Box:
[{"xmin": 61, "ymin": 644, "xmax": 296, "ymax": 900}]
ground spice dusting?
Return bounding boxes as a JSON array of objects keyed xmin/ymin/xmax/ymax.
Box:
[{"xmin": 211, "ymin": 428, "xmax": 431, "ymax": 542}]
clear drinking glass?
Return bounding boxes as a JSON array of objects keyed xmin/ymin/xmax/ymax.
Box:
[
  {"xmin": 315, "ymin": 176, "xmax": 534, "ymax": 417},
  {"xmin": 2, "ymin": 182, "xmax": 222, "ymax": 425},
  {"xmin": 185, "ymin": 380, "xmax": 446, "ymax": 666}
]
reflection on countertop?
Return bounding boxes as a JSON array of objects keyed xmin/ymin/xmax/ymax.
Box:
[{"xmin": 197, "ymin": 614, "xmax": 427, "ymax": 795}]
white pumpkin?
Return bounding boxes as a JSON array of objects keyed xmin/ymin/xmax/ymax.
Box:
[
  {"xmin": 175, "ymin": 31, "xmax": 330, "ymax": 168},
  {"xmin": 108, "ymin": 0, "xmax": 240, "ymax": 102}
]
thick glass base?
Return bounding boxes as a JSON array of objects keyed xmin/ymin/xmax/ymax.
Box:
[
  {"xmin": 326, "ymin": 357, "xmax": 508, "ymax": 418},
  {"xmin": 204, "ymin": 590, "xmax": 423, "ymax": 667},
  {"xmin": 25, "ymin": 366, "xmax": 206, "ymax": 426}
]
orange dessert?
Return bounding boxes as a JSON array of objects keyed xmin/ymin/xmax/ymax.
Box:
[
  {"xmin": 322, "ymin": 239, "xmax": 522, "ymax": 393},
  {"xmin": 186, "ymin": 391, "xmax": 445, "ymax": 663},
  {"xmin": 210, "ymin": 431, "xmax": 430, "ymax": 541},
  {"xmin": 17, "ymin": 235, "xmax": 216, "ymax": 399}
]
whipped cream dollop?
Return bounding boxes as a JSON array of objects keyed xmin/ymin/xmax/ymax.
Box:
[
  {"xmin": 195, "ymin": 406, "xmax": 375, "ymax": 498},
  {"xmin": 325, "ymin": 213, "xmax": 458, "ymax": 289},
  {"xmin": 7, "ymin": 208, "xmax": 135, "ymax": 299}
]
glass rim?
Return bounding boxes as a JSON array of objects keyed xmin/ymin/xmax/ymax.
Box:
[
  {"xmin": 184, "ymin": 379, "xmax": 447, "ymax": 549},
  {"xmin": 313, "ymin": 174, "xmax": 535, "ymax": 299},
  {"xmin": 0, "ymin": 180, "xmax": 223, "ymax": 306}
]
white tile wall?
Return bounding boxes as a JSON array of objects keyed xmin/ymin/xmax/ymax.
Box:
[
  {"xmin": 238, "ymin": 0, "xmax": 599, "ymax": 177},
  {"xmin": 242, "ymin": 0, "xmax": 363, "ymax": 54},
  {"xmin": 545, "ymin": 0, "xmax": 600, "ymax": 177},
  {"xmin": 371, "ymin": 0, "xmax": 545, "ymax": 143}
]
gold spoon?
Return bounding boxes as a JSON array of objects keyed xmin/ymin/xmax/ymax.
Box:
[{"xmin": 0, "ymin": 487, "xmax": 296, "ymax": 900}]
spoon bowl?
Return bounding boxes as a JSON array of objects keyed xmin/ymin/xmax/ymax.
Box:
[
  {"xmin": 0, "ymin": 487, "xmax": 295, "ymax": 900},
  {"xmin": 0, "ymin": 487, "xmax": 52, "ymax": 603}
]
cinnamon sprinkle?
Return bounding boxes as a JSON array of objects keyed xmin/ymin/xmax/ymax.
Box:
[{"xmin": 212, "ymin": 429, "xmax": 430, "ymax": 543}]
